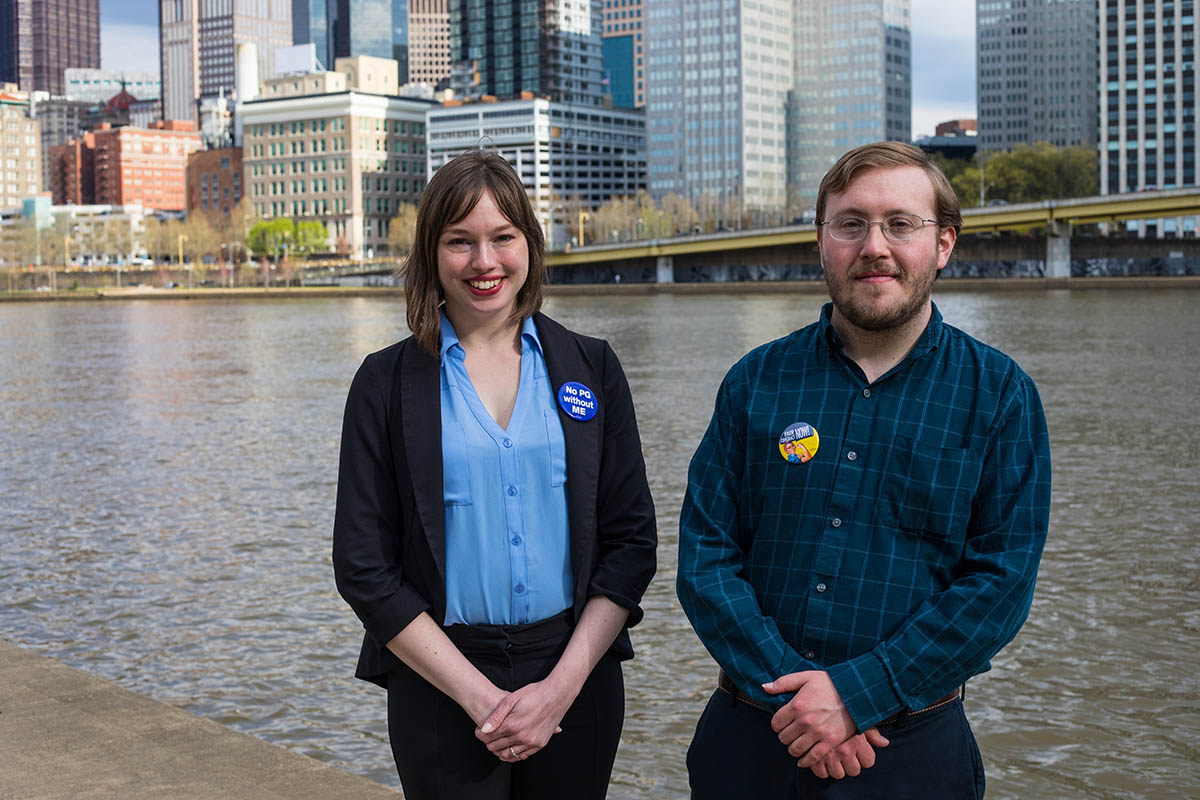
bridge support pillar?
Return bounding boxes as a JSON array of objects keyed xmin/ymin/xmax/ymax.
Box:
[
  {"xmin": 1047, "ymin": 220, "xmax": 1071, "ymax": 278},
  {"xmin": 656, "ymin": 255, "xmax": 674, "ymax": 283}
]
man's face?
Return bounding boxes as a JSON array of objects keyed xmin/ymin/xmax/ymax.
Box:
[{"xmin": 817, "ymin": 165, "xmax": 957, "ymax": 333}]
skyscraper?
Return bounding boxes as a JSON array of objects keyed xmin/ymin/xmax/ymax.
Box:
[
  {"xmin": 449, "ymin": 0, "xmax": 604, "ymax": 105},
  {"xmin": 159, "ymin": 0, "xmax": 292, "ymax": 125},
  {"xmin": 646, "ymin": 0, "xmax": 908, "ymax": 220},
  {"xmin": 1099, "ymin": 0, "xmax": 1197, "ymax": 207},
  {"xmin": 602, "ymin": 0, "xmax": 645, "ymax": 108},
  {"xmin": 292, "ymin": 0, "xmax": 412, "ymax": 81},
  {"xmin": 409, "ymin": 0, "xmax": 450, "ymax": 87},
  {"xmin": 976, "ymin": 0, "xmax": 1098, "ymax": 151},
  {"xmin": 786, "ymin": 0, "xmax": 912, "ymax": 214},
  {"xmin": 0, "ymin": 0, "xmax": 100, "ymax": 95}
]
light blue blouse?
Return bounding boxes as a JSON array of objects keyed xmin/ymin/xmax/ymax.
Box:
[{"xmin": 439, "ymin": 311, "xmax": 573, "ymax": 626}]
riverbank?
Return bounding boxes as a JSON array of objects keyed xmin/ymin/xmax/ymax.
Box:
[
  {"xmin": 2, "ymin": 275, "xmax": 1199, "ymax": 302},
  {"xmin": 0, "ymin": 638, "xmax": 400, "ymax": 799}
]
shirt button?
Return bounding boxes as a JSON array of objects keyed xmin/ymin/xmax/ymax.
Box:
[
  {"xmin": 507, "ymin": 485, "xmax": 517, "ymax": 496},
  {"xmin": 816, "ymin": 582, "xmax": 827, "ymax": 593},
  {"xmin": 804, "ymin": 650, "xmax": 816, "ymax": 660},
  {"xmin": 862, "ymin": 388, "xmax": 871, "ymax": 398},
  {"xmin": 511, "ymin": 536, "xmax": 521, "ymax": 546},
  {"xmin": 514, "ymin": 583, "xmax": 525, "ymax": 594},
  {"xmin": 503, "ymin": 438, "xmax": 513, "ymax": 448},
  {"xmin": 846, "ymin": 450, "xmax": 858, "ymax": 461},
  {"xmin": 831, "ymin": 517, "xmax": 842, "ymax": 528}
]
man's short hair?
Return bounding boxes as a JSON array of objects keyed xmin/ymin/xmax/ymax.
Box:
[{"xmin": 816, "ymin": 141, "xmax": 962, "ymax": 234}]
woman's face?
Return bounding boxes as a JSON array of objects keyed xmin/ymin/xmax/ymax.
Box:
[{"xmin": 436, "ymin": 190, "xmax": 529, "ymax": 328}]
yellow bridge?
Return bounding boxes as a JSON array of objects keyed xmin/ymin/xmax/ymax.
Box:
[{"xmin": 549, "ymin": 187, "xmax": 1200, "ymax": 280}]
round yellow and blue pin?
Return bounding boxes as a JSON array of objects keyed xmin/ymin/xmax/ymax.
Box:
[{"xmin": 779, "ymin": 422, "xmax": 819, "ymax": 464}]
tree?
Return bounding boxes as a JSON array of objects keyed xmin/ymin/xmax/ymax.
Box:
[
  {"xmin": 934, "ymin": 142, "xmax": 1099, "ymax": 209},
  {"xmin": 246, "ymin": 218, "xmax": 295, "ymax": 258},
  {"xmin": 183, "ymin": 214, "xmax": 220, "ymax": 266},
  {"xmin": 588, "ymin": 195, "xmax": 639, "ymax": 243},
  {"xmin": 293, "ymin": 220, "xmax": 329, "ymax": 254},
  {"xmin": 144, "ymin": 216, "xmax": 184, "ymax": 263},
  {"xmin": 219, "ymin": 199, "xmax": 257, "ymax": 264},
  {"xmin": 660, "ymin": 193, "xmax": 699, "ymax": 236},
  {"xmin": 104, "ymin": 219, "xmax": 134, "ymax": 264},
  {"xmin": 387, "ymin": 203, "xmax": 419, "ymax": 255}
]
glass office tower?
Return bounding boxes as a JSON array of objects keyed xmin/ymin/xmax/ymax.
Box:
[
  {"xmin": 449, "ymin": 0, "xmax": 604, "ymax": 106},
  {"xmin": 293, "ymin": 0, "xmax": 410, "ymax": 80}
]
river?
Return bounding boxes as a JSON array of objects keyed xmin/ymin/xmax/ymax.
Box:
[{"xmin": 1, "ymin": 288, "xmax": 1197, "ymax": 798}]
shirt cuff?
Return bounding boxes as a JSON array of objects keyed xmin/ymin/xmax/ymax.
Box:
[{"xmin": 826, "ymin": 649, "xmax": 904, "ymax": 732}]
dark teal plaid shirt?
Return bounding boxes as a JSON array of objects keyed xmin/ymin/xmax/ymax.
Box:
[{"xmin": 678, "ymin": 303, "xmax": 1051, "ymax": 731}]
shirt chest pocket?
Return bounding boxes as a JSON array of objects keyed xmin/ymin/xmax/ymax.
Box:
[
  {"xmin": 877, "ymin": 436, "xmax": 981, "ymax": 540},
  {"xmin": 442, "ymin": 420, "xmax": 473, "ymax": 506}
]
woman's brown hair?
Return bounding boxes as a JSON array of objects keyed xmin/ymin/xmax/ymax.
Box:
[{"xmin": 402, "ymin": 150, "xmax": 547, "ymax": 355}]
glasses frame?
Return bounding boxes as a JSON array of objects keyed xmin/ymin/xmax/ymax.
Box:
[{"xmin": 818, "ymin": 214, "xmax": 941, "ymax": 243}]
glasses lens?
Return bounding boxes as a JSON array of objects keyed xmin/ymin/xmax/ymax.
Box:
[
  {"xmin": 830, "ymin": 217, "xmax": 867, "ymax": 241},
  {"xmin": 883, "ymin": 214, "xmax": 924, "ymax": 240}
]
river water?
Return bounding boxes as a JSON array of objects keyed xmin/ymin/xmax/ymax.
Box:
[{"xmin": 1, "ymin": 289, "xmax": 1197, "ymax": 798}]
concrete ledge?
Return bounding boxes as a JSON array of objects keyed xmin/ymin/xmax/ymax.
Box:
[{"xmin": 0, "ymin": 639, "xmax": 400, "ymax": 799}]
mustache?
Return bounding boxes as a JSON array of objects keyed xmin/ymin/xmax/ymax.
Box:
[{"xmin": 849, "ymin": 263, "xmax": 903, "ymax": 279}]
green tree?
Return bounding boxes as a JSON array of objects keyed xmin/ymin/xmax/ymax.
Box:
[
  {"xmin": 246, "ymin": 218, "xmax": 295, "ymax": 258},
  {"xmin": 935, "ymin": 142, "xmax": 1099, "ymax": 209},
  {"xmin": 293, "ymin": 220, "xmax": 329, "ymax": 254}
]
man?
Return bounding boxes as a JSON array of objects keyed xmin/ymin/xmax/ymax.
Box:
[{"xmin": 677, "ymin": 141, "xmax": 1051, "ymax": 799}]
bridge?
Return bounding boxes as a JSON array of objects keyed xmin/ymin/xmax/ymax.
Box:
[{"xmin": 548, "ymin": 187, "xmax": 1200, "ymax": 282}]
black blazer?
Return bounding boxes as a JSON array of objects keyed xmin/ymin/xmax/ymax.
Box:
[{"xmin": 333, "ymin": 312, "xmax": 658, "ymax": 687}]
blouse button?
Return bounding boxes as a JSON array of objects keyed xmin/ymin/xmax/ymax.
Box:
[
  {"xmin": 503, "ymin": 438, "xmax": 513, "ymax": 448},
  {"xmin": 511, "ymin": 536, "xmax": 521, "ymax": 546},
  {"xmin": 514, "ymin": 583, "xmax": 525, "ymax": 594},
  {"xmin": 507, "ymin": 485, "xmax": 517, "ymax": 496}
]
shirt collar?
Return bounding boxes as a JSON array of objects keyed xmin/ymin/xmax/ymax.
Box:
[
  {"xmin": 439, "ymin": 309, "xmax": 542, "ymax": 361},
  {"xmin": 817, "ymin": 301, "xmax": 944, "ymax": 358}
]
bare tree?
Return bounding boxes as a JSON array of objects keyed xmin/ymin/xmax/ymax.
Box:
[{"xmin": 387, "ymin": 203, "xmax": 419, "ymax": 256}]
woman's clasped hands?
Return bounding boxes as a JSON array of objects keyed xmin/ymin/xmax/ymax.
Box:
[{"xmin": 475, "ymin": 676, "xmax": 575, "ymax": 763}]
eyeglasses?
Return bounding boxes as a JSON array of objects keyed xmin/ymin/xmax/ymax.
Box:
[{"xmin": 819, "ymin": 214, "xmax": 939, "ymax": 243}]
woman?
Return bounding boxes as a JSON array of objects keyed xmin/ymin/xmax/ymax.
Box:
[{"xmin": 333, "ymin": 150, "xmax": 657, "ymax": 800}]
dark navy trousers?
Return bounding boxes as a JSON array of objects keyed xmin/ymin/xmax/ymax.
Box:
[{"xmin": 687, "ymin": 690, "xmax": 986, "ymax": 799}]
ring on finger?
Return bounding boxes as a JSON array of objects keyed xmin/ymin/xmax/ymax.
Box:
[{"xmin": 509, "ymin": 746, "xmax": 517, "ymax": 759}]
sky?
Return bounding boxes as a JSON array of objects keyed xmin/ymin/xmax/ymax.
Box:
[{"xmin": 99, "ymin": 0, "xmax": 976, "ymax": 138}]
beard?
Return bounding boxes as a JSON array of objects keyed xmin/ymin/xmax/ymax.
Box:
[{"xmin": 821, "ymin": 252, "xmax": 939, "ymax": 333}]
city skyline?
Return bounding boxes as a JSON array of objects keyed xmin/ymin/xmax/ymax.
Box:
[{"xmin": 99, "ymin": 0, "xmax": 976, "ymax": 138}]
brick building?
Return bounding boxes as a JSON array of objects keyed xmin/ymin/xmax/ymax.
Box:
[
  {"xmin": 49, "ymin": 120, "xmax": 202, "ymax": 209},
  {"xmin": 186, "ymin": 146, "xmax": 242, "ymax": 219}
]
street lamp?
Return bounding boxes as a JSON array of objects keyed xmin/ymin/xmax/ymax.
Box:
[
  {"xmin": 577, "ymin": 210, "xmax": 590, "ymax": 247},
  {"xmin": 177, "ymin": 233, "xmax": 189, "ymax": 288}
]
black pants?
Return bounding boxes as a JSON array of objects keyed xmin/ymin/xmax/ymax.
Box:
[
  {"xmin": 387, "ymin": 611, "xmax": 624, "ymax": 800},
  {"xmin": 686, "ymin": 689, "xmax": 986, "ymax": 800}
]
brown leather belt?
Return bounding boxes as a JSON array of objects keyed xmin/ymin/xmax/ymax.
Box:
[
  {"xmin": 717, "ymin": 669, "xmax": 770, "ymax": 711},
  {"xmin": 716, "ymin": 669, "xmax": 962, "ymax": 723}
]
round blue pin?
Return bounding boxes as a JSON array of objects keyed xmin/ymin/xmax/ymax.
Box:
[{"xmin": 557, "ymin": 381, "xmax": 598, "ymax": 421}]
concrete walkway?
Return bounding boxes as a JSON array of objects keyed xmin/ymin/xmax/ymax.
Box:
[{"xmin": 0, "ymin": 638, "xmax": 401, "ymax": 799}]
